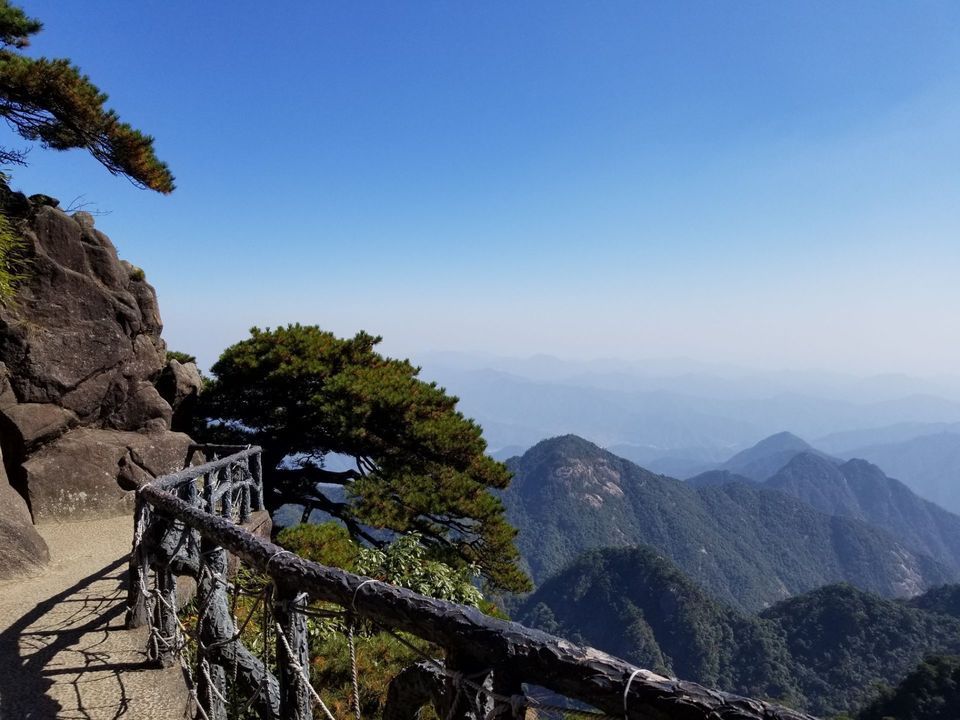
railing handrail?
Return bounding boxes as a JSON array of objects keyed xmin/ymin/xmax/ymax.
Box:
[
  {"xmin": 152, "ymin": 445, "xmax": 262, "ymax": 490},
  {"xmin": 127, "ymin": 448, "xmax": 819, "ymax": 720}
]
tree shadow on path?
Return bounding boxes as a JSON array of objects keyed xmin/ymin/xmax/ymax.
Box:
[{"xmin": 0, "ymin": 557, "xmax": 160, "ymax": 719}]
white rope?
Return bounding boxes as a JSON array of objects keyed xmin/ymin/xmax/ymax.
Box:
[
  {"xmin": 275, "ymin": 621, "xmax": 339, "ymax": 720},
  {"xmin": 351, "ymin": 578, "xmax": 378, "ymax": 610},
  {"xmin": 201, "ymin": 657, "xmax": 231, "ymax": 705},
  {"xmin": 623, "ymin": 669, "xmax": 641, "ymax": 720},
  {"xmin": 266, "ymin": 548, "xmax": 295, "ymax": 572},
  {"xmin": 348, "ymin": 578, "xmax": 377, "ymax": 720}
]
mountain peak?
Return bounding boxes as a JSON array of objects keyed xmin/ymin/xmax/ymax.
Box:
[
  {"xmin": 524, "ymin": 434, "xmax": 607, "ymax": 459},
  {"xmin": 719, "ymin": 431, "xmax": 817, "ymax": 481},
  {"xmin": 686, "ymin": 469, "xmax": 754, "ymax": 488},
  {"xmin": 751, "ymin": 431, "xmax": 813, "ymax": 453}
]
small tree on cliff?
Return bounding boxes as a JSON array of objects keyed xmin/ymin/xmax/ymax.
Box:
[
  {"xmin": 200, "ymin": 325, "xmax": 531, "ymax": 593},
  {"xmin": 0, "ymin": 1, "xmax": 174, "ymax": 192}
]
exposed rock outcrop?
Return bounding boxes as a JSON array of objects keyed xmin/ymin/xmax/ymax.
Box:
[
  {"xmin": 156, "ymin": 358, "xmax": 203, "ymax": 432},
  {"xmin": 0, "ymin": 188, "xmax": 194, "ymax": 578},
  {"xmin": 0, "ymin": 445, "xmax": 49, "ymax": 578},
  {"xmin": 23, "ymin": 428, "xmax": 193, "ymax": 522}
]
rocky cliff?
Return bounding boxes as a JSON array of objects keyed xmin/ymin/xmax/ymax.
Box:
[{"xmin": 0, "ymin": 187, "xmax": 202, "ymax": 580}]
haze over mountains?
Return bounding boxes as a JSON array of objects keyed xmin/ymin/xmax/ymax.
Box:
[
  {"xmin": 415, "ymin": 352, "xmax": 960, "ymax": 714},
  {"xmin": 417, "ymin": 352, "xmax": 960, "ymax": 512}
]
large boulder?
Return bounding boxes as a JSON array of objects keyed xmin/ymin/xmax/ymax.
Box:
[
  {"xmin": 156, "ymin": 358, "xmax": 203, "ymax": 432},
  {"xmin": 0, "ymin": 445, "xmax": 49, "ymax": 580},
  {"xmin": 0, "ymin": 204, "xmax": 170, "ymax": 427},
  {"xmin": 0, "ymin": 187, "xmax": 196, "ymax": 576},
  {"xmin": 23, "ymin": 428, "xmax": 193, "ymax": 523}
]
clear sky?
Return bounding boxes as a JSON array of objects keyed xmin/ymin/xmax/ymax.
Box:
[{"xmin": 7, "ymin": 2, "xmax": 960, "ymax": 375}]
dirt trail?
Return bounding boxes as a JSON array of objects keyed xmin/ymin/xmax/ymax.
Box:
[{"xmin": 0, "ymin": 516, "xmax": 189, "ymax": 719}]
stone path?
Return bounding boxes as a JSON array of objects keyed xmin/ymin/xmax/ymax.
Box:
[{"xmin": 0, "ymin": 517, "xmax": 189, "ymax": 719}]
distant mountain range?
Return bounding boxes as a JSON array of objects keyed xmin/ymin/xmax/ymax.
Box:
[
  {"xmin": 419, "ymin": 355, "xmax": 960, "ymax": 451},
  {"xmin": 519, "ymin": 545, "xmax": 960, "ymax": 716},
  {"xmin": 502, "ymin": 435, "xmax": 953, "ymax": 611},
  {"xmin": 683, "ymin": 428, "xmax": 960, "ymax": 519},
  {"xmin": 766, "ymin": 452, "xmax": 960, "ymax": 572},
  {"xmin": 714, "ymin": 431, "xmax": 834, "ymax": 481},
  {"xmin": 838, "ymin": 433, "xmax": 960, "ymax": 515}
]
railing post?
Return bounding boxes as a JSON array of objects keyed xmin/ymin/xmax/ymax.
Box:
[
  {"xmin": 197, "ymin": 662, "xmax": 227, "ymax": 720},
  {"xmin": 442, "ymin": 651, "xmax": 492, "ymax": 720},
  {"xmin": 251, "ymin": 452, "xmax": 264, "ymax": 511},
  {"xmin": 239, "ymin": 482, "xmax": 252, "ymax": 524},
  {"xmin": 222, "ymin": 464, "xmax": 234, "ymax": 520},
  {"xmin": 153, "ymin": 563, "xmax": 179, "ymax": 668},
  {"xmin": 196, "ymin": 540, "xmax": 229, "ymax": 720},
  {"xmin": 126, "ymin": 496, "xmax": 151, "ymax": 628},
  {"xmin": 180, "ymin": 478, "xmax": 201, "ymax": 569},
  {"xmin": 203, "ymin": 469, "xmax": 216, "ymax": 514},
  {"xmin": 274, "ymin": 586, "xmax": 313, "ymax": 720}
]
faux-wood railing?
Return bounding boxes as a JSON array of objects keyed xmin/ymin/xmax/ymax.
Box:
[{"xmin": 123, "ymin": 445, "xmax": 818, "ymax": 720}]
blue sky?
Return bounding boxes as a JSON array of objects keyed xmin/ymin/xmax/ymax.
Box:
[{"xmin": 7, "ymin": 2, "xmax": 960, "ymax": 374}]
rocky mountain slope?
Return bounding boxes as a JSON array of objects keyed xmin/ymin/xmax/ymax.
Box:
[
  {"xmin": 766, "ymin": 452, "xmax": 960, "ymax": 574},
  {"xmin": 0, "ymin": 186, "xmax": 202, "ymax": 579}
]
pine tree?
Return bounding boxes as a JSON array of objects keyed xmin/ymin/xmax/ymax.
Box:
[
  {"xmin": 0, "ymin": 1, "xmax": 173, "ymax": 192},
  {"xmin": 200, "ymin": 324, "xmax": 531, "ymax": 593}
]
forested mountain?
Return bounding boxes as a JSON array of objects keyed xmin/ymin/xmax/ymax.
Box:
[
  {"xmin": 716, "ymin": 431, "xmax": 830, "ymax": 481},
  {"xmin": 908, "ymin": 584, "xmax": 960, "ymax": 618},
  {"xmin": 766, "ymin": 453, "xmax": 960, "ymax": 574},
  {"xmin": 761, "ymin": 584, "xmax": 960, "ymax": 715},
  {"xmin": 519, "ymin": 546, "xmax": 960, "ymax": 716},
  {"xmin": 519, "ymin": 547, "xmax": 801, "ymax": 703},
  {"xmin": 502, "ymin": 436, "xmax": 952, "ymax": 611},
  {"xmin": 856, "ymin": 655, "xmax": 960, "ymax": 720},
  {"xmin": 686, "ymin": 469, "xmax": 753, "ymax": 488}
]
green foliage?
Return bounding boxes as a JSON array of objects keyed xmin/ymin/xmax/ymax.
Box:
[
  {"xmin": 201, "ymin": 324, "xmax": 529, "ymax": 592},
  {"xmin": 355, "ymin": 533, "xmax": 484, "ymax": 607},
  {"xmin": 275, "ymin": 521, "xmax": 487, "ymax": 717},
  {"xmin": 857, "ymin": 655, "xmax": 960, "ymax": 720},
  {"xmin": 279, "ymin": 521, "xmax": 484, "ymax": 607},
  {"xmin": 166, "ymin": 349, "xmax": 198, "ymax": 365},
  {"xmin": 0, "ymin": 1, "xmax": 173, "ymax": 192},
  {"xmin": 520, "ymin": 546, "xmax": 801, "ymax": 705},
  {"xmin": 278, "ymin": 522, "xmax": 362, "ymax": 572},
  {"xmin": 0, "ymin": 210, "xmax": 25, "ymax": 300}
]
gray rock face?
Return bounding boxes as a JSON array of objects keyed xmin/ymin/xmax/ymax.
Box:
[
  {"xmin": 0, "ymin": 445, "xmax": 49, "ymax": 580},
  {"xmin": 0, "ymin": 204, "xmax": 170, "ymax": 426},
  {"xmin": 24, "ymin": 428, "xmax": 193, "ymax": 523},
  {"xmin": 156, "ymin": 359, "xmax": 203, "ymax": 432},
  {"xmin": 0, "ymin": 189, "xmax": 195, "ymax": 575}
]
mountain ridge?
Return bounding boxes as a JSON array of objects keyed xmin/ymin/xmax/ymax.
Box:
[
  {"xmin": 502, "ymin": 435, "xmax": 953, "ymax": 611},
  {"xmin": 520, "ymin": 544, "xmax": 960, "ymax": 716}
]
